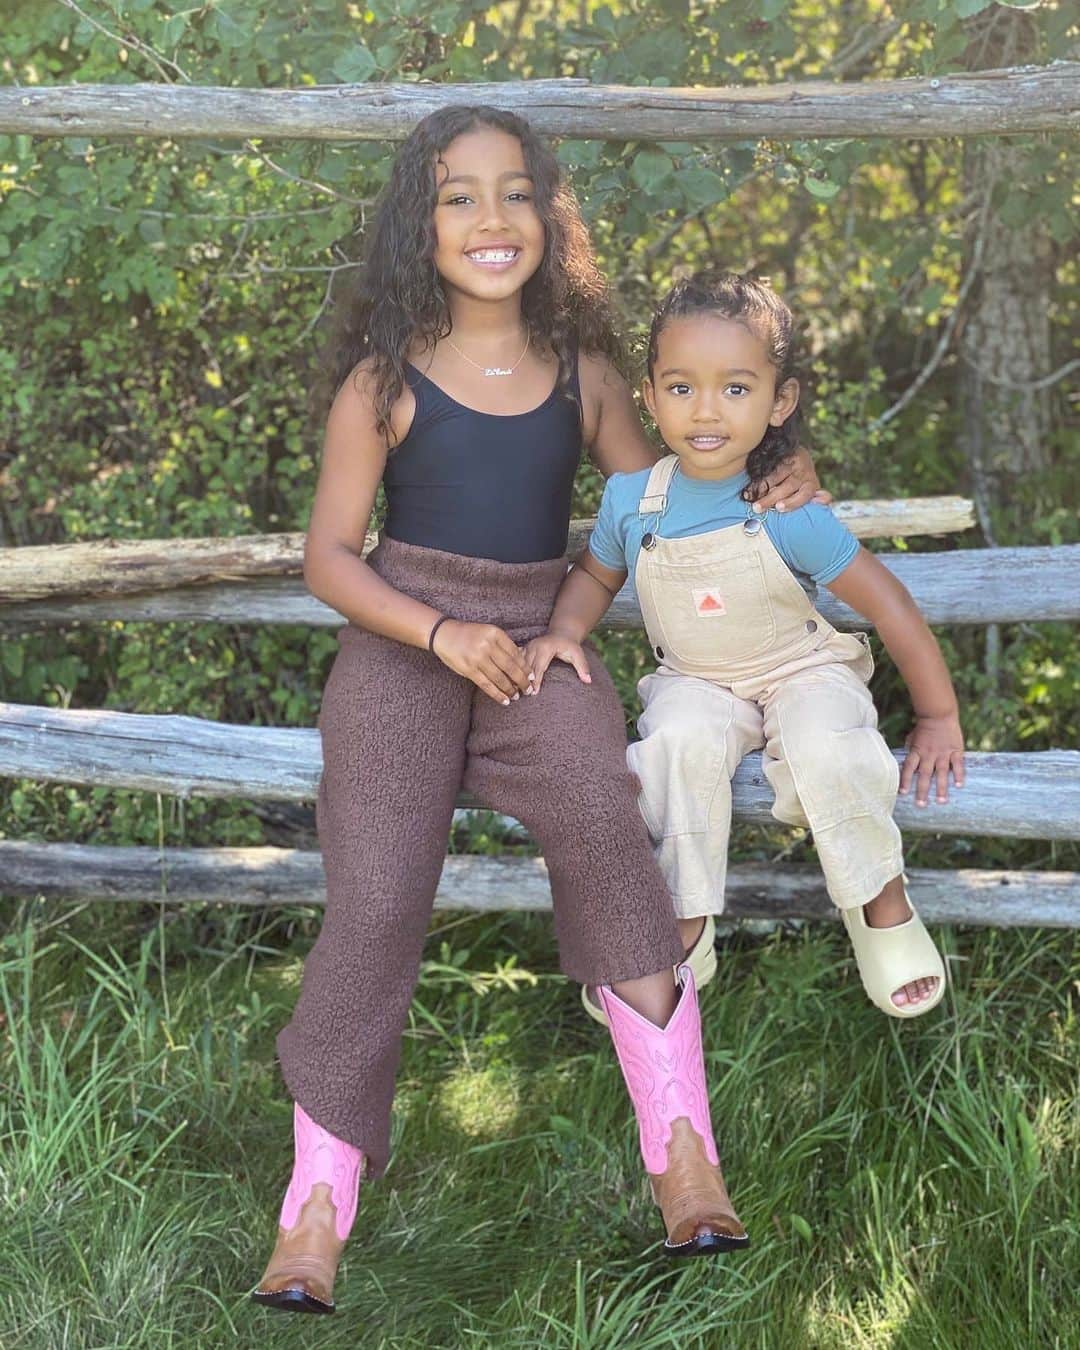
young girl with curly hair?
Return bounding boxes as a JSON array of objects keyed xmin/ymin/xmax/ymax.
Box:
[{"xmin": 252, "ymin": 117, "xmax": 823, "ymax": 1314}]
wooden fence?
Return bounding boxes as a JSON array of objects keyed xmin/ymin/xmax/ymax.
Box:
[
  {"xmin": 2, "ymin": 498, "xmax": 1077, "ymax": 922},
  {"xmin": 2, "ymin": 67, "xmax": 1078, "ymax": 924},
  {"xmin": 2, "ymin": 65, "xmax": 1078, "ymax": 141}
]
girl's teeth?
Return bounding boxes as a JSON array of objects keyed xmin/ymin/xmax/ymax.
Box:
[{"xmin": 469, "ymin": 250, "xmax": 517, "ymax": 262}]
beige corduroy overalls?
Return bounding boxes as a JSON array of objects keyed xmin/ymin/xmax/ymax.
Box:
[{"xmin": 626, "ymin": 455, "xmax": 904, "ymax": 920}]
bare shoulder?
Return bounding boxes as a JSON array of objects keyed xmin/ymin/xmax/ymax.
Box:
[
  {"xmin": 577, "ymin": 351, "xmax": 630, "ymax": 445},
  {"xmin": 310, "ymin": 357, "xmax": 416, "ymax": 557},
  {"xmin": 577, "ymin": 350, "xmax": 631, "ymax": 401},
  {"xmin": 329, "ymin": 355, "xmax": 416, "ymax": 449},
  {"xmin": 577, "ymin": 349, "xmax": 656, "ymax": 475}
]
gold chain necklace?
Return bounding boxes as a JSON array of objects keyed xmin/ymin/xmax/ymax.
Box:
[{"xmin": 444, "ymin": 330, "xmax": 531, "ymax": 377}]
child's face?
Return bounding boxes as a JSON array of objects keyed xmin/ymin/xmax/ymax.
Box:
[
  {"xmin": 643, "ymin": 313, "xmax": 799, "ymax": 481},
  {"xmin": 432, "ymin": 127, "xmax": 546, "ymax": 307}
]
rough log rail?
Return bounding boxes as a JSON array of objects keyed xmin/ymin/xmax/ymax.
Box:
[
  {"xmin": 2, "ymin": 545, "xmax": 1076, "ymax": 631},
  {"xmin": 1, "ymin": 842, "xmax": 1075, "ymax": 929},
  {"xmin": 0, "ymin": 498, "xmax": 974, "ymax": 605},
  {"xmin": 2, "ymin": 66, "xmax": 1077, "ymax": 141},
  {"xmin": 1, "ymin": 703, "xmax": 1076, "ymax": 841}
]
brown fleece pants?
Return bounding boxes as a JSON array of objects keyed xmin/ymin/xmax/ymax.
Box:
[{"xmin": 276, "ymin": 535, "xmax": 683, "ymax": 1176}]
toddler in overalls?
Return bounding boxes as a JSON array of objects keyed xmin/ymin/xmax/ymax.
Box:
[{"xmin": 526, "ymin": 272, "xmax": 966, "ymax": 1020}]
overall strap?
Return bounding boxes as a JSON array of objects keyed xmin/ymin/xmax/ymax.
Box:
[{"xmin": 637, "ymin": 454, "xmax": 680, "ymax": 520}]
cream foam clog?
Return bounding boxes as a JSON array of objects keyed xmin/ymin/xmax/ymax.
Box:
[{"xmin": 841, "ymin": 894, "xmax": 946, "ymax": 1019}]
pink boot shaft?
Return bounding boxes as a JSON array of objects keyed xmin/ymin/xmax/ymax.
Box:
[
  {"xmin": 596, "ymin": 963, "xmax": 719, "ymax": 1173},
  {"xmin": 278, "ymin": 1102, "xmax": 363, "ymax": 1241}
]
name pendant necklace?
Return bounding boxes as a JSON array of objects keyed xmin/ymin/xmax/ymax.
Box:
[{"xmin": 445, "ymin": 330, "xmax": 531, "ymax": 377}]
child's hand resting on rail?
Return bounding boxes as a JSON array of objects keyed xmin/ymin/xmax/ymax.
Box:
[{"xmin": 900, "ymin": 713, "xmax": 965, "ymax": 806}]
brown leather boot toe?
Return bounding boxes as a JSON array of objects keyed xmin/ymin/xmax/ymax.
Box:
[
  {"xmin": 651, "ymin": 1118, "xmax": 749, "ymax": 1255},
  {"xmin": 251, "ymin": 1183, "xmax": 344, "ymax": 1315}
]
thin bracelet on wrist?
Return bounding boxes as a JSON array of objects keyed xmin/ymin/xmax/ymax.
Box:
[{"xmin": 427, "ymin": 614, "xmax": 451, "ymax": 653}]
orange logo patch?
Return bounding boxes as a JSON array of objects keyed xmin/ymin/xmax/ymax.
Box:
[{"xmin": 692, "ymin": 588, "xmax": 727, "ymax": 617}]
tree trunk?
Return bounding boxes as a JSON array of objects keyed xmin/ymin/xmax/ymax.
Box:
[{"xmin": 959, "ymin": 5, "xmax": 1055, "ymax": 531}]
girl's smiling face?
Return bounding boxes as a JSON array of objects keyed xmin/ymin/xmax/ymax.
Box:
[
  {"xmin": 432, "ymin": 126, "xmax": 546, "ymax": 306},
  {"xmin": 643, "ymin": 313, "xmax": 799, "ymax": 481}
]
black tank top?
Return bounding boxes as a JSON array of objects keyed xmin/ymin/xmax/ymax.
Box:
[{"xmin": 382, "ymin": 356, "xmax": 583, "ymax": 563}]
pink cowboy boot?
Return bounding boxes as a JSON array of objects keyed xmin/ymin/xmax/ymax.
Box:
[
  {"xmin": 597, "ymin": 964, "xmax": 749, "ymax": 1257},
  {"xmin": 251, "ymin": 1102, "xmax": 364, "ymax": 1314}
]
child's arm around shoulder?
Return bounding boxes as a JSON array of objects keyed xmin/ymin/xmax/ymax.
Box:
[{"xmin": 826, "ymin": 547, "xmax": 965, "ymax": 807}]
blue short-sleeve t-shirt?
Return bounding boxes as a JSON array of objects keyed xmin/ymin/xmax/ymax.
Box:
[{"xmin": 588, "ymin": 464, "xmax": 859, "ymax": 598}]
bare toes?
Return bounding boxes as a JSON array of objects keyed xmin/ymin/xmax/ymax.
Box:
[{"xmin": 891, "ymin": 976, "xmax": 941, "ymax": 1009}]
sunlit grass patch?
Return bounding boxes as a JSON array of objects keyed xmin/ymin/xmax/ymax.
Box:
[{"xmin": 437, "ymin": 1062, "xmax": 522, "ymax": 1140}]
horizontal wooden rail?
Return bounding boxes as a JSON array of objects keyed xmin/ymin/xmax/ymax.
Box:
[
  {"xmin": 0, "ymin": 499, "xmax": 975, "ymax": 605},
  {"xmin": 2, "ymin": 545, "xmax": 1076, "ymax": 630},
  {"xmin": 2, "ymin": 703, "xmax": 1076, "ymax": 840},
  {"xmin": 1, "ymin": 842, "xmax": 1075, "ymax": 928},
  {"xmin": 2, "ymin": 66, "xmax": 1077, "ymax": 141}
]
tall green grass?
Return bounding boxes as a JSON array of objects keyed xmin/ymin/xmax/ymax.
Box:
[{"xmin": 1, "ymin": 902, "xmax": 1076, "ymax": 1348}]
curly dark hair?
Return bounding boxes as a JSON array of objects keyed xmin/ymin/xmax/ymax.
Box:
[
  {"xmin": 321, "ymin": 105, "xmax": 623, "ymax": 442},
  {"xmin": 646, "ymin": 272, "xmax": 802, "ymax": 503}
]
